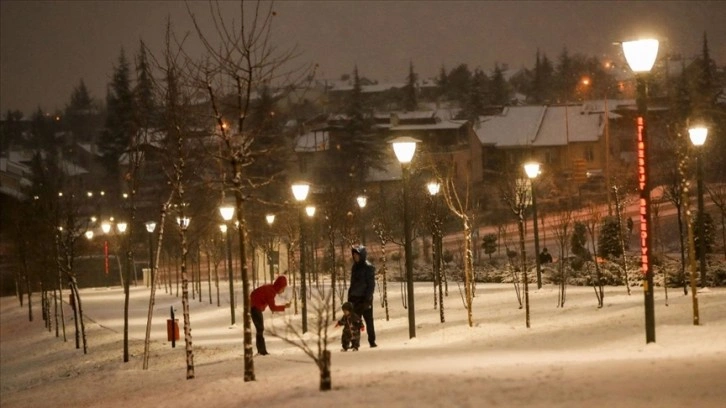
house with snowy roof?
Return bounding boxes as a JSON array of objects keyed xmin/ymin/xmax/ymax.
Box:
[
  {"xmin": 474, "ymin": 101, "xmax": 633, "ymax": 186},
  {"xmin": 292, "ymin": 109, "xmax": 481, "ymax": 189}
]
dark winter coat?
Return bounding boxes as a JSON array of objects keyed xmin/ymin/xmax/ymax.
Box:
[
  {"xmin": 251, "ymin": 275, "xmax": 287, "ymax": 312},
  {"xmin": 337, "ymin": 311, "xmax": 363, "ymax": 345},
  {"xmin": 348, "ymin": 246, "xmax": 376, "ymax": 308}
]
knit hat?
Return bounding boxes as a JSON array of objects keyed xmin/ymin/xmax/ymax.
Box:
[{"xmin": 342, "ymin": 302, "xmax": 354, "ymax": 312}]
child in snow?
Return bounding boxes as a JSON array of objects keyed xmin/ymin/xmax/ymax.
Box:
[{"xmin": 336, "ymin": 302, "xmax": 364, "ymax": 351}]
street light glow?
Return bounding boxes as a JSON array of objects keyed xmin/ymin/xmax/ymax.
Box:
[
  {"xmin": 219, "ymin": 224, "xmax": 227, "ymax": 233},
  {"xmin": 622, "ymin": 39, "xmax": 659, "ymax": 73},
  {"xmin": 101, "ymin": 221, "xmax": 111, "ymax": 234},
  {"xmin": 291, "ymin": 182, "xmax": 310, "ymax": 202},
  {"xmin": 305, "ymin": 205, "xmax": 316, "ymax": 217},
  {"xmin": 390, "ymin": 136, "xmax": 420, "ymax": 164},
  {"xmin": 219, "ymin": 205, "xmax": 235, "ymax": 221},
  {"xmin": 688, "ymin": 126, "xmax": 708, "ymax": 146},
  {"xmin": 266, "ymin": 214, "xmax": 276, "ymax": 225},
  {"xmin": 427, "ymin": 181, "xmax": 440, "ymax": 196},
  {"xmin": 145, "ymin": 221, "xmax": 157, "ymax": 233},
  {"xmin": 177, "ymin": 217, "xmax": 191, "ymax": 230},
  {"xmin": 356, "ymin": 195, "xmax": 367, "ymax": 208},
  {"xmin": 85, "ymin": 230, "xmax": 94, "ymax": 240},
  {"xmin": 524, "ymin": 162, "xmax": 541, "ymax": 179},
  {"xmin": 116, "ymin": 222, "xmax": 128, "ymax": 234}
]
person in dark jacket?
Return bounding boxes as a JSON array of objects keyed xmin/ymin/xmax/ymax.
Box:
[
  {"xmin": 348, "ymin": 246, "xmax": 377, "ymax": 348},
  {"xmin": 250, "ymin": 275, "xmax": 290, "ymax": 355},
  {"xmin": 336, "ymin": 302, "xmax": 363, "ymax": 351},
  {"xmin": 539, "ymin": 247, "xmax": 553, "ymax": 264}
]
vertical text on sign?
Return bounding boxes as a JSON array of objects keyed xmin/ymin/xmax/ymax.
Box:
[{"xmin": 637, "ymin": 117, "xmax": 648, "ymax": 276}]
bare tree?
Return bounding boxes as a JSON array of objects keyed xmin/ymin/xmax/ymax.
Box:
[
  {"xmin": 550, "ymin": 209, "xmax": 572, "ymax": 308},
  {"xmin": 269, "ymin": 288, "xmax": 335, "ymax": 391},
  {"xmin": 499, "ymin": 172, "xmax": 531, "ymax": 326},
  {"xmin": 439, "ymin": 170, "xmax": 475, "ymax": 326},
  {"xmin": 585, "ymin": 203, "xmax": 604, "ymax": 307},
  {"xmin": 185, "ymin": 0, "xmax": 312, "ymax": 382}
]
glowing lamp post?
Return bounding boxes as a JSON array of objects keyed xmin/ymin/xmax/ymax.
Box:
[
  {"xmin": 524, "ymin": 162, "xmax": 543, "ymax": 290},
  {"xmin": 390, "ymin": 136, "xmax": 420, "ymax": 339},
  {"xmin": 219, "ymin": 205, "xmax": 236, "ymax": 325},
  {"xmin": 291, "ymin": 182, "xmax": 310, "ymax": 333},
  {"xmin": 623, "ymin": 38, "xmax": 659, "ymax": 344},
  {"xmin": 356, "ymin": 195, "xmax": 368, "ymax": 245},
  {"xmin": 145, "ymin": 221, "xmax": 157, "ymax": 288},
  {"xmin": 266, "ymin": 214, "xmax": 276, "ymax": 282},
  {"xmin": 689, "ymin": 126, "xmax": 708, "ymax": 288},
  {"xmin": 427, "ymin": 181, "xmax": 444, "ymax": 322}
]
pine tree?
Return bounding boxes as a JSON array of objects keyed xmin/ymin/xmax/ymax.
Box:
[
  {"xmin": 65, "ymin": 80, "xmax": 95, "ymax": 143},
  {"xmin": 403, "ymin": 61, "xmax": 418, "ymax": 111},
  {"xmin": 134, "ymin": 41, "xmax": 156, "ymax": 131},
  {"xmin": 100, "ymin": 49, "xmax": 134, "ymax": 176},
  {"xmin": 331, "ymin": 66, "xmax": 384, "ymax": 186},
  {"xmin": 436, "ymin": 65, "xmax": 448, "ymax": 101},
  {"xmin": 461, "ymin": 69, "xmax": 487, "ymax": 120},
  {"xmin": 490, "ymin": 64, "xmax": 510, "ymax": 106}
]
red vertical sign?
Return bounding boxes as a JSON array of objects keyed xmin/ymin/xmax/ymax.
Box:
[
  {"xmin": 104, "ymin": 240, "xmax": 109, "ymax": 275},
  {"xmin": 636, "ymin": 117, "xmax": 648, "ymax": 276}
]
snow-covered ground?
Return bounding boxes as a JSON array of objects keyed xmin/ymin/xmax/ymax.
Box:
[{"xmin": 2, "ymin": 281, "xmax": 725, "ymax": 407}]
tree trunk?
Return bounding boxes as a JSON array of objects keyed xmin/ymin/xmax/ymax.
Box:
[
  {"xmin": 319, "ymin": 350, "xmax": 331, "ymax": 391},
  {"xmin": 180, "ymin": 226, "xmax": 195, "ymax": 379},
  {"xmin": 143, "ymin": 200, "xmax": 171, "ymax": 370}
]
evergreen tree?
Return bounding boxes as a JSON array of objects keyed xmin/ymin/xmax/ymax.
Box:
[
  {"xmin": 446, "ymin": 64, "xmax": 472, "ymax": 106},
  {"xmin": 1, "ymin": 110, "xmax": 25, "ymax": 151},
  {"xmin": 532, "ymin": 49, "xmax": 544, "ymax": 103},
  {"xmin": 555, "ymin": 48, "xmax": 576, "ymax": 102},
  {"xmin": 403, "ymin": 61, "xmax": 418, "ymax": 111},
  {"xmin": 539, "ymin": 54, "xmax": 555, "ymax": 102},
  {"xmin": 65, "ymin": 80, "xmax": 96, "ymax": 143},
  {"xmin": 436, "ymin": 65, "xmax": 448, "ymax": 101},
  {"xmin": 461, "ymin": 69, "xmax": 487, "ymax": 120},
  {"xmin": 329, "ymin": 67, "xmax": 385, "ymax": 187},
  {"xmin": 100, "ymin": 49, "xmax": 135, "ymax": 176},
  {"xmin": 598, "ymin": 216, "xmax": 622, "ymax": 259},
  {"xmin": 490, "ymin": 63, "xmax": 510, "ymax": 105},
  {"xmin": 134, "ymin": 41, "xmax": 156, "ymax": 131},
  {"xmin": 571, "ymin": 221, "xmax": 591, "ymax": 261}
]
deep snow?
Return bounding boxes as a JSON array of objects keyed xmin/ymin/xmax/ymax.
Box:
[{"xmin": 1, "ymin": 281, "xmax": 725, "ymax": 408}]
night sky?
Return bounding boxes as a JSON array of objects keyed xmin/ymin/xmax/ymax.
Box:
[{"xmin": 1, "ymin": 0, "xmax": 724, "ymax": 116}]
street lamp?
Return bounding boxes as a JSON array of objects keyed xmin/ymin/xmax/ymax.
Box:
[
  {"xmin": 306, "ymin": 205, "xmax": 317, "ymax": 289},
  {"xmin": 426, "ymin": 181, "xmax": 445, "ymax": 322},
  {"xmin": 390, "ymin": 136, "xmax": 420, "ymax": 339},
  {"xmin": 524, "ymin": 162, "xmax": 543, "ymax": 290},
  {"xmin": 622, "ymin": 37, "xmax": 659, "ymax": 344},
  {"xmin": 85, "ymin": 230, "xmax": 94, "ymax": 240},
  {"xmin": 291, "ymin": 182, "xmax": 310, "ymax": 332},
  {"xmin": 219, "ymin": 204, "xmax": 236, "ymax": 325},
  {"xmin": 145, "ymin": 221, "xmax": 157, "ymax": 288},
  {"xmin": 689, "ymin": 125, "xmax": 708, "ymax": 288},
  {"xmin": 266, "ymin": 214, "xmax": 276, "ymax": 282},
  {"xmin": 356, "ymin": 195, "xmax": 367, "ymax": 245}
]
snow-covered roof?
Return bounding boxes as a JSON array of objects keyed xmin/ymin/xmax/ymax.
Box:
[
  {"xmin": 533, "ymin": 106, "xmax": 603, "ymax": 146},
  {"xmin": 475, "ymin": 106, "xmax": 546, "ymax": 147},
  {"xmin": 60, "ymin": 160, "xmax": 88, "ymax": 177},
  {"xmin": 390, "ymin": 119, "xmax": 466, "ymax": 132},
  {"xmin": 375, "ymin": 110, "xmax": 438, "ymax": 121},
  {"xmin": 476, "ymin": 105, "xmax": 605, "ymax": 148},
  {"xmin": 294, "ymin": 130, "xmax": 329, "ymax": 152}
]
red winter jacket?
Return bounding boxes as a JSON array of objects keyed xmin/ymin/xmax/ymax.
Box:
[{"xmin": 251, "ymin": 276, "xmax": 288, "ymax": 312}]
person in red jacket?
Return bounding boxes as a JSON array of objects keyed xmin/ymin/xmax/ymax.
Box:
[{"xmin": 250, "ymin": 275, "xmax": 290, "ymax": 355}]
